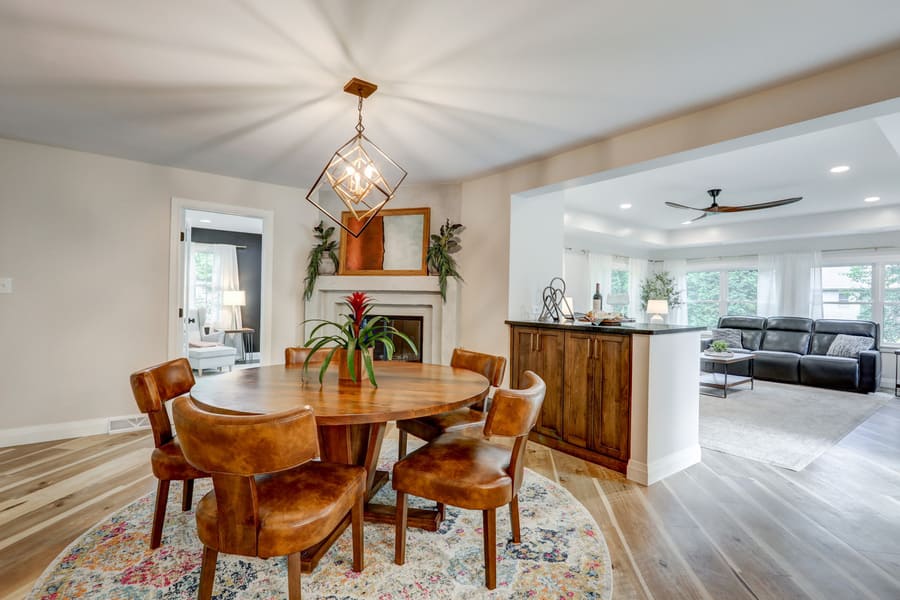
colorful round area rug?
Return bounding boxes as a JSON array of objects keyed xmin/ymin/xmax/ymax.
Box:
[{"xmin": 29, "ymin": 446, "xmax": 612, "ymax": 599}]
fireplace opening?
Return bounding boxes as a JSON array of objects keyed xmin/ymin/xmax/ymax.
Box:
[{"xmin": 368, "ymin": 315, "xmax": 423, "ymax": 362}]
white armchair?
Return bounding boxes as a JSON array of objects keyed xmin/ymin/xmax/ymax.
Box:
[{"xmin": 187, "ymin": 309, "xmax": 236, "ymax": 376}]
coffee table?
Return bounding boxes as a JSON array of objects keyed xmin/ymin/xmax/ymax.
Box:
[{"xmin": 700, "ymin": 352, "xmax": 754, "ymax": 398}]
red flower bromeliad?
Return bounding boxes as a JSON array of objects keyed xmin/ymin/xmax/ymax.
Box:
[{"xmin": 344, "ymin": 291, "xmax": 371, "ymax": 337}]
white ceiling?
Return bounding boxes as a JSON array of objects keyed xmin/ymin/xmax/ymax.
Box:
[
  {"xmin": 564, "ymin": 116, "xmax": 900, "ymax": 232},
  {"xmin": 1, "ymin": 0, "xmax": 899, "ymax": 186}
]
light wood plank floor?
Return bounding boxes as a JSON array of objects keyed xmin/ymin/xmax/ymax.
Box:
[{"xmin": 2, "ymin": 401, "xmax": 898, "ymax": 600}]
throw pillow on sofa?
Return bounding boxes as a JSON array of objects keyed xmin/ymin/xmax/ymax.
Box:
[
  {"xmin": 826, "ymin": 334, "xmax": 874, "ymax": 358},
  {"xmin": 711, "ymin": 328, "xmax": 742, "ymax": 349}
]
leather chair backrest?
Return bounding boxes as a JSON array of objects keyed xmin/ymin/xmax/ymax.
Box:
[
  {"xmin": 451, "ymin": 348, "xmax": 508, "ymax": 411},
  {"xmin": 718, "ymin": 316, "xmax": 766, "ymax": 350},
  {"xmin": 761, "ymin": 317, "xmax": 813, "ymax": 355},
  {"xmin": 173, "ymin": 398, "xmax": 320, "ymax": 475},
  {"xmin": 451, "ymin": 348, "xmax": 507, "ymax": 387},
  {"xmin": 284, "ymin": 346, "xmax": 327, "ymax": 366},
  {"xmin": 809, "ymin": 319, "xmax": 879, "ymax": 355},
  {"xmin": 130, "ymin": 358, "xmax": 195, "ymax": 448},
  {"xmin": 483, "ymin": 371, "xmax": 545, "ymax": 438}
]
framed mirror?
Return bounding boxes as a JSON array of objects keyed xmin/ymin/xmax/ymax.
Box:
[{"xmin": 338, "ymin": 207, "xmax": 430, "ymax": 275}]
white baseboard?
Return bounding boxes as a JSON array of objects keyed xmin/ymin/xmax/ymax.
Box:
[
  {"xmin": 0, "ymin": 414, "xmax": 146, "ymax": 448},
  {"xmin": 627, "ymin": 444, "xmax": 702, "ymax": 486}
]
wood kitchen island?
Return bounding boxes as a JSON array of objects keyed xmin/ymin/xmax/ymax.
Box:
[{"xmin": 507, "ymin": 320, "xmax": 704, "ymax": 485}]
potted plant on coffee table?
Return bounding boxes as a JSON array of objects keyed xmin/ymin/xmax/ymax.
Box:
[{"xmin": 302, "ymin": 291, "xmax": 418, "ymax": 386}]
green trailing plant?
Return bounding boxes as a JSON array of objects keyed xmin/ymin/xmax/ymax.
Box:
[
  {"xmin": 302, "ymin": 292, "xmax": 418, "ymax": 387},
  {"xmin": 427, "ymin": 219, "xmax": 464, "ymax": 300},
  {"xmin": 303, "ymin": 221, "xmax": 339, "ymax": 300},
  {"xmin": 710, "ymin": 340, "xmax": 729, "ymax": 353},
  {"xmin": 639, "ymin": 271, "xmax": 683, "ymax": 311}
]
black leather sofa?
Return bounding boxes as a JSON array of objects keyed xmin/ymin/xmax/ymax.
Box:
[{"xmin": 701, "ymin": 316, "xmax": 882, "ymax": 393}]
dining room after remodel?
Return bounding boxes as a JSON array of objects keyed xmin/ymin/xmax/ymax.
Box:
[{"xmin": 2, "ymin": 2, "xmax": 900, "ymax": 599}]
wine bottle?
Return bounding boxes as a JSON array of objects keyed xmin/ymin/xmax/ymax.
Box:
[{"xmin": 592, "ymin": 283, "xmax": 603, "ymax": 314}]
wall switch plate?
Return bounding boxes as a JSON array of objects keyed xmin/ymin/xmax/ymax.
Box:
[{"xmin": 0, "ymin": 278, "xmax": 12, "ymax": 294}]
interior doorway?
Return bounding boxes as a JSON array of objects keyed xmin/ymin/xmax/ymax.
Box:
[{"xmin": 168, "ymin": 198, "xmax": 274, "ymax": 368}]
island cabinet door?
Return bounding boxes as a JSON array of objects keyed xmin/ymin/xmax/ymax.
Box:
[
  {"xmin": 590, "ymin": 334, "xmax": 631, "ymax": 460},
  {"xmin": 510, "ymin": 326, "xmax": 564, "ymax": 439},
  {"xmin": 562, "ymin": 331, "xmax": 594, "ymax": 447}
]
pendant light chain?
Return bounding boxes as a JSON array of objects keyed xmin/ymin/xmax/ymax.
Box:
[{"xmin": 356, "ymin": 93, "xmax": 365, "ymax": 135}]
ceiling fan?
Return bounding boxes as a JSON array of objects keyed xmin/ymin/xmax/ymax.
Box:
[{"xmin": 665, "ymin": 188, "xmax": 802, "ymax": 223}]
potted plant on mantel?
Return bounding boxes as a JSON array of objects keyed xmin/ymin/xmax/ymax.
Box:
[
  {"xmin": 302, "ymin": 292, "xmax": 418, "ymax": 386},
  {"xmin": 303, "ymin": 221, "xmax": 339, "ymax": 301},
  {"xmin": 427, "ymin": 219, "xmax": 464, "ymax": 301}
]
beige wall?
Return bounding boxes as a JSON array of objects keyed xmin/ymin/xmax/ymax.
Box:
[
  {"xmin": 0, "ymin": 139, "xmax": 459, "ymax": 435},
  {"xmin": 458, "ymin": 46, "xmax": 900, "ymax": 373}
]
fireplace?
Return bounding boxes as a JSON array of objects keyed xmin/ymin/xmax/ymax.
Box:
[
  {"xmin": 370, "ymin": 315, "xmax": 423, "ymax": 362},
  {"xmin": 304, "ymin": 275, "xmax": 459, "ymax": 364}
]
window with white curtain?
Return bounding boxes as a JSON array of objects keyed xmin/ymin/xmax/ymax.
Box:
[
  {"xmin": 821, "ymin": 260, "xmax": 900, "ymax": 345},
  {"xmin": 685, "ymin": 268, "xmax": 758, "ymax": 328},
  {"xmin": 609, "ymin": 256, "xmax": 630, "ymax": 314}
]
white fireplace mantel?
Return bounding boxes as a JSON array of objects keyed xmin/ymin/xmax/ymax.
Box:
[{"xmin": 305, "ymin": 276, "xmax": 459, "ymax": 365}]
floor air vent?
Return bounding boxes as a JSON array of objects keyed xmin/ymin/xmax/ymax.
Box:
[{"xmin": 108, "ymin": 415, "xmax": 150, "ymax": 434}]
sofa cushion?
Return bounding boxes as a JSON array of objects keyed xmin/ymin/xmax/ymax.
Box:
[
  {"xmin": 719, "ymin": 316, "xmax": 766, "ymax": 350},
  {"xmin": 711, "ymin": 328, "xmax": 742, "ymax": 349},
  {"xmin": 826, "ymin": 334, "xmax": 874, "ymax": 358},
  {"xmin": 188, "ymin": 345, "xmax": 237, "ymax": 359},
  {"xmin": 800, "ymin": 355, "xmax": 858, "ymax": 391},
  {"xmin": 810, "ymin": 319, "xmax": 879, "ymax": 355},
  {"xmin": 760, "ymin": 317, "xmax": 813, "ymax": 354},
  {"xmin": 751, "ymin": 350, "xmax": 802, "ymax": 383}
]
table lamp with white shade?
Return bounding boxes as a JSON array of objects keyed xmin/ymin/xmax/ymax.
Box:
[
  {"xmin": 646, "ymin": 299, "xmax": 668, "ymax": 324},
  {"xmin": 222, "ymin": 290, "xmax": 246, "ymax": 329}
]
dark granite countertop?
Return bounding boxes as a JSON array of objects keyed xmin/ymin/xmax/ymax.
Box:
[{"xmin": 505, "ymin": 319, "xmax": 705, "ymax": 335}]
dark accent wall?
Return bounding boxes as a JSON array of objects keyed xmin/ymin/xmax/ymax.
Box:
[{"xmin": 191, "ymin": 228, "xmax": 262, "ymax": 353}]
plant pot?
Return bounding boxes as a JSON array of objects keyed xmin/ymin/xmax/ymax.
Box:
[
  {"xmin": 319, "ymin": 256, "xmax": 337, "ymax": 275},
  {"xmin": 335, "ymin": 348, "xmax": 374, "ymax": 385}
]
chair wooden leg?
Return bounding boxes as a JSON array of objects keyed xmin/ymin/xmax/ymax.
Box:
[
  {"xmin": 150, "ymin": 479, "xmax": 170, "ymax": 549},
  {"xmin": 198, "ymin": 545, "xmax": 218, "ymax": 600},
  {"xmin": 182, "ymin": 479, "xmax": 194, "ymax": 511},
  {"xmin": 287, "ymin": 551, "xmax": 302, "ymax": 600},
  {"xmin": 398, "ymin": 429, "xmax": 408, "ymax": 460},
  {"xmin": 483, "ymin": 508, "xmax": 497, "ymax": 590},
  {"xmin": 437, "ymin": 502, "xmax": 446, "ymax": 522},
  {"xmin": 395, "ymin": 491, "xmax": 408, "ymax": 565},
  {"xmin": 509, "ymin": 495, "xmax": 521, "ymax": 543},
  {"xmin": 351, "ymin": 492, "xmax": 364, "ymax": 572}
]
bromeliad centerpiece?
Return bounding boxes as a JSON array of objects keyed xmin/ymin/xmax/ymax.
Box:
[{"xmin": 303, "ymin": 292, "xmax": 418, "ymax": 386}]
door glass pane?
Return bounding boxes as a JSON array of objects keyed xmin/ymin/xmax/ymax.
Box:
[
  {"xmin": 726, "ymin": 269, "xmax": 757, "ymax": 316},
  {"xmin": 686, "ymin": 271, "xmax": 719, "ymax": 302}
]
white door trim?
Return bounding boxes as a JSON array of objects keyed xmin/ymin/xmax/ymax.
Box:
[{"xmin": 168, "ymin": 197, "xmax": 275, "ymax": 365}]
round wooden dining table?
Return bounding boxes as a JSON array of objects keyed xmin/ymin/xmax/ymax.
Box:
[{"xmin": 191, "ymin": 361, "xmax": 490, "ymax": 572}]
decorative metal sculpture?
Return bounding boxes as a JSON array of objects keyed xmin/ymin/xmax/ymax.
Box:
[{"xmin": 538, "ymin": 277, "xmax": 574, "ymax": 322}]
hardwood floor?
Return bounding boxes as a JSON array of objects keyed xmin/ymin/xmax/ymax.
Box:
[{"xmin": 2, "ymin": 401, "xmax": 898, "ymax": 599}]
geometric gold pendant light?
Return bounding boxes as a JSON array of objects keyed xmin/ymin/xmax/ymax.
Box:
[{"xmin": 305, "ymin": 78, "xmax": 407, "ymax": 238}]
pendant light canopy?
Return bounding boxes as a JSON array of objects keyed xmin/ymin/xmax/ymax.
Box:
[{"xmin": 305, "ymin": 78, "xmax": 407, "ymax": 238}]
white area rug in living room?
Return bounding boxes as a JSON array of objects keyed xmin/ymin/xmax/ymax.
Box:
[{"xmin": 700, "ymin": 380, "xmax": 892, "ymax": 470}]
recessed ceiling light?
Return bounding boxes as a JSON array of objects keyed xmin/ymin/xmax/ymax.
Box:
[
  {"xmin": 681, "ymin": 220, "xmax": 693, "ymax": 225},
  {"xmin": 829, "ymin": 165, "xmax": 850, "ymax": 173},
  {"xmin": 864, "ymin": 196, "xmax": 880, "ymax": 203},
  {"xmin": 619, "ymin": 203, "xmax": 632, "ymax": 210},
  {"xmin": 199, "ymin": 219, "xmax": 212, "ymax": 223}
]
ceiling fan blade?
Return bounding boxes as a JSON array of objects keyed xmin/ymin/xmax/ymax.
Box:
[
  {"xmin": 688, "ymin": 213, "xmax": 708, "ymax": 223},
  {"xmin": 715, "ymin": 197, "xmax": 802, "ymax": 213},
  {"xmin": 665, "ymin": 201, "xmax": 707, "ymax": 212}
]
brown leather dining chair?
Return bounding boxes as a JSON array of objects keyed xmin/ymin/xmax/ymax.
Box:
[
  {"xmin": 173, "ymin": 398, "xmax": 366, "ymax": 600},
  {"xmin": 130, "ymin": 357, "xmax": 208, "ymax": 549},
  {"xmin": 396, "ymin": 348, "xmax": 507, "ymax": 459},
  {"xmin": 392, "ymin": 370, "xmax": 546, "ymax": 590},
  {"xmin": 284, "ymin": 346, "xmax": 327, "ymax": 366}
]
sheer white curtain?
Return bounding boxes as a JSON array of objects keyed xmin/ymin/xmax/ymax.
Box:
[
  {"xmin": 757, "ymin": 251, "xmax": 822, "ymax": 317},
  {"xmin": 663, "ymin": 259, "xmax": 688, "ymax": 324},
  {"xmin": 563, "ymin": 250, "xmax": 590, "ymax": 313},
  {"xmin": 628, "ymin": 258, "xmax": 649, "ymax": 322},
  {"xmin": 189, "ymin": 243, "xmax": 242, "ymax": 329}
]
